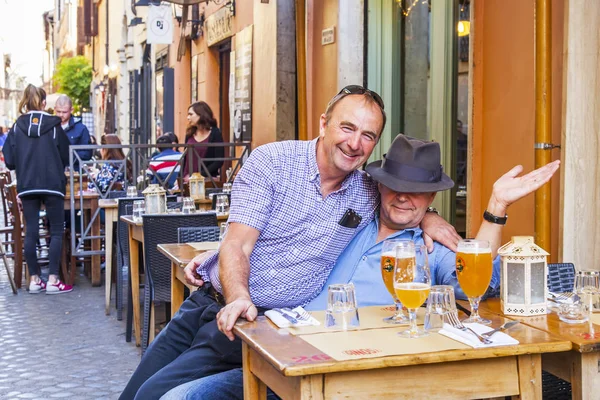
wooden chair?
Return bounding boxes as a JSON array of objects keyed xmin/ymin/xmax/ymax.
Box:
[
  {"xmin": 1, "ymin": 183, "xmax": 23, "ymax": 287},
  {"xmin": 140, "ymin": 212, "xmax": 218, "ymax": 354}
]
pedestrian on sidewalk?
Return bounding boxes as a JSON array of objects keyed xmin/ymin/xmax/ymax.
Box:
[
  {"xmin": 2, "ymin": 84, "xmax": 73, "ymax": 294},
  {"xmin": 54, "ymin": 95, "xmax": 92, "ymax": 171}
]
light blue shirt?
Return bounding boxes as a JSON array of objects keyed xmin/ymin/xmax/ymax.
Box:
[{"xmin": 305, "ymin": 217, "xmax": 501, "ymax": 311}]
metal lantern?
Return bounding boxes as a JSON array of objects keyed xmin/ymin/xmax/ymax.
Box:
[
  {"xmin": 188, "ymin": 172, "xmax": 205, "ymax": 200},
  {"xmin": 142, "ymin": 184, "xmax": 167, "ymax": 214},
  {"xmin": 498, "ymin": 236, "xmax": 549, "ymax": 316}
]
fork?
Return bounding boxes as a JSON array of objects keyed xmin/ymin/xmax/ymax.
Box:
[
  {"xmin": 283, "ymin": 307, "xmax": 311, "ymax": 321},
  {"xmin": 447, "ymin": 312, "xmax": 493, "ymax": 345},
  {"xmin": 548, "ymin": 291, "xmax": 578, "ymax": 303}
]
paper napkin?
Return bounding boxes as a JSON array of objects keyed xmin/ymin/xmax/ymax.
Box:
[
  {"xmin": 265, "ymin": 306, "xmax": 320, "ymax": 329},
  {"xmin": 439, "ymin": 322, "xmax": 519, "ymax": 349}
]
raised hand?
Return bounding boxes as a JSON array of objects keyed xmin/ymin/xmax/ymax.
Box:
[{"xmin": 491, "ymin": 160, "xmax": 560, "ymax": 209}]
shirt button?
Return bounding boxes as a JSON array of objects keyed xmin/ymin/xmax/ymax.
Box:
[
  {"xmin": 362, "ymin": 256, "xmax": 367, "ymax": 261},
  {"xmin": 293, "ymin": 248, "xmax": 300, "ymax": 256}
]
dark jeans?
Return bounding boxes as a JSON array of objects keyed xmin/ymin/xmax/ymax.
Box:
[
  {"xmin": 120, "ymin": 285, "xmax": 244, "ymax": 400},
  {"xmin": 160, "ymin": 368, "xmax": 280, "ymax": 400},
  {"xmin": 21, "ymin": 194, "xmax": 65, "ymax": 277}
]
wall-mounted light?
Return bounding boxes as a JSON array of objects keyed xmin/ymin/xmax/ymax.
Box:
[
  {"xmin": 102, "ymin": 64, "xmax": 110, "ymax": 76},
  {"xmin": 457, "ymin": 20, "xmax": 470, "ymax": 37}
]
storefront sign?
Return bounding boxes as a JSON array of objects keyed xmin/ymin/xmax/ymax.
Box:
[
  {"xmin": 205, "ymin": 7, "xmax": 233, "ymax": 47},
  {"xmin": 147, "ymin": 4, "xmax": 173, "ymax": 44},
  {"xmin": 233, "ymin": 25, "xmax": 253, "ymax": 142}
]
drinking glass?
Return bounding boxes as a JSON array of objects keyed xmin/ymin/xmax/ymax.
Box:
[
  {"xmin": 219, "ymin": 222, "xmax": 227, "ymax": 242},
  {"xmin": 324, "ymin": 283, "xmax": 360, "ymax": 330},
  {"xmin": 456, "ymin": 239, "xmax": 493, "ymax": 325},
  {"xmin": 182, "ymin": 197, "xmax": 195, "ymax": 214},
  {"xmin": 380, "ymin": 239, "xmax": 413, "ymax": 323},
  {"xmin": 424, "ymin": 285, "xmax": 457, "ymax": 332},
  {"xmin": 215, "ymin": 194, "xmax": 229, "ymax": 215},
  {"xmin": 575, "ymin": 270, "xmax": 600, "ymax": 330},
  {"xmin": 394, "ymin": 244, "xmax": 430, "ymax": 338},
  {"xmin": 222, "ymin": 182, "xmax": 232, "ymax": 194},
  {"xmin": 132, "ymin": 200, "xmax": 145, "ymax": 223},
  {"xmin": 126, "ymin": 186, "xmax": 138, "ymax": 198}
]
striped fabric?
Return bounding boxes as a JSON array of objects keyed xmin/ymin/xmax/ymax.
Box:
[{"xmin": 198, "ymin": 139, "xmax": 379, "ymax": 308}]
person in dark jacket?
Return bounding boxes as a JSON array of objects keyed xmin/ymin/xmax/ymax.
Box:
[
  {"xmin": 2, "ymin": 84, "xmax": 73, "ymax": 294},
  {"xmin": 54, "ymin": 94, "xmax": 92, "ymax": 170},
  {"xmin": 181, "ymin": 101, "xmax": 224, "ymax": 181}
]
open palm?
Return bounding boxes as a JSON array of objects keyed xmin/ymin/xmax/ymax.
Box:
[{"xmin": 491, "ymin": 160, "xmax": 560, "ymax": 208}]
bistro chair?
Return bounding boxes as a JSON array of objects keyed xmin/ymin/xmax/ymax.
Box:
[
  {"xmin": 140, "ymin": 212, "xmax": 218, "ymax": 354},
  {"xmin": 541, "ymin": 262, "xmax": 575, "ymax": 399},
  {"xmin": 116, "ymin": 197, "xmax": 144, "ymax": 324},
  {"xmin": 547, "ymin": 262, "xmax": 575, "ymax": 293},
  {"xmin": 177, "ymin": 226, "xmax": 220, "ymax": 243}
]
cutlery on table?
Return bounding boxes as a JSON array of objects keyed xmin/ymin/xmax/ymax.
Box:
[
  {"xmin": 481, "ymin": 321, "xmax": 520, "ymax": 338},
  {"xmin": 272, "ymin": 308, "xmax": 298, "ymax": 324},
  {"xmin": 447, "ymin": 311, "xmax": 492, "ymax": 345}
]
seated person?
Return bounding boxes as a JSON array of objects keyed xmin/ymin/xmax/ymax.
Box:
[
  {"xmin": 87, "ymin": 134, "xmax": 132, "ymax": 194},
  {"xmin": 147, "ymin": 132, "xmax": 182, "ymax": 188},
  {"xmin": 160, "ymin": 135, "xmax": 560, "ymax": 400}
]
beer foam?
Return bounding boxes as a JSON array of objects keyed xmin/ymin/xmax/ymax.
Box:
[
  {"xmin": 381, "ymin": 250, "xmax": 415, "ymax": 258},
  {"xmin": 456, "ymin": 246, "xmax": 491, "ymax": 254}
]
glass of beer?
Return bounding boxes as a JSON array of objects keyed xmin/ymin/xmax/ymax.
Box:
[
  {"xmin": 394, "ymin": 244, "xmax": 430, "ymax": 338},
  {"xmin": 380, "ymin": 239, "xmax": 413, "ymax": 323},
  {"xmin": 456, "ymin": 239, "xmax": 493, "ymax": 325}
]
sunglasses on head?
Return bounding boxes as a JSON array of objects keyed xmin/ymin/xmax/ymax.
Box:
[{"xmin": 338, "ymin": 85, "xmax": 385, "ymax": 110}]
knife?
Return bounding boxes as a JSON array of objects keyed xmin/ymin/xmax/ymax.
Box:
[
  {"xmin": 455, "ymin": 302, "xmax": 472, "ymax": 317},
  {"xmin": 273, "ymin": 308, "xmax": 298, "ymax": 324}
]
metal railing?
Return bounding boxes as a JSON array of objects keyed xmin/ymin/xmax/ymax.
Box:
[{"xmin": 68, "ymin": 141, "xmax": 251, "ymax": 257}]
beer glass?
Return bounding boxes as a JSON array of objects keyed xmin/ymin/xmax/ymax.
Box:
[
  {"xmin": 182, "ymin": 197, "xmax": 195, "ymax": 214},
  {"xmin": 456, "ymin": 239, "xmax": 493, "ymax": 325},
  {"xmin": 380, "ymin": 239, "xmax": 413, "ymax": 323},
  {"xmin": 394, "ymin": 244, "xmax": 430, "ymax": 338}
]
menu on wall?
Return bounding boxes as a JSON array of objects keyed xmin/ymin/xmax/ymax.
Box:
[{"xmin": 233, "ymin": 25, "xmax": 253, "ymax": 142}]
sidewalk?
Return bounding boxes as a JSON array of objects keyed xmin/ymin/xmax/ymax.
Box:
[{"xmin": 0, "ymin": 265, "xmax": 139, "ymax": 400}]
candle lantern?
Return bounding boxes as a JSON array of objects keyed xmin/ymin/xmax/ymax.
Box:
[
  {"xmin": 188, "ymin": 172, "xmax": 205, "ymax": 200},
  {"xmin": 142, "ymin": 184, "xmax": 167, "ymax": 214},
  {"xmin": 498, "ymin": 236, "xmax": 549, "ymax": 316}
]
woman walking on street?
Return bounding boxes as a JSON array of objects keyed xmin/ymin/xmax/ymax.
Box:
[{"xmin": 2, "ymin": 84, "xmax": 73, "ymax": 294}]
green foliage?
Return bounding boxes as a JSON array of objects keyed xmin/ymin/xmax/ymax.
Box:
[{"xmin": 52, "ymin": 56, "xmax": 93, "ymax": 113}]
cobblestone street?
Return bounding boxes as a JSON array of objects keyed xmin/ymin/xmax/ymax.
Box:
[{"xmin": 0, "ymin": 265, "xmax": 139, "ymax": 400}]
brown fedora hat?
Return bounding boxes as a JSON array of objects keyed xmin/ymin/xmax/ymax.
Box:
[{"xmin": 365, "ymin": 135, "xmax": 455, "ymax": 193}]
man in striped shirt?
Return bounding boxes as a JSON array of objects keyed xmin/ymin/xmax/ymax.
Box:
[{"xmin": 121, "ymin": 86, "xmax": 459, "ymax": 400}]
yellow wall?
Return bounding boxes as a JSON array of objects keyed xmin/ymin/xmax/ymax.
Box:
[
  {"xmin": 471, "ymin": 0, "xmax": 563, "ymax": 260},
  {"xmin": 306, "ymin": 0, "xmax": 338, "ymax": 139}
]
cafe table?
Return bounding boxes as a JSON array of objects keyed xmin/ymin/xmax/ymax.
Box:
[
  {"xmin": 157, "ymin": 243, "xmax": 217, "ymax": 317},
  {"xmin": 233, "ymin": 307, "xmax": 571, "ymax": 400},
  {"xmin": 476, "ymin": 298, "xmax": 600, "ymax": 399},
  {"xmin": 64, "ymin": 190, "xmax": 101, "ymax": 286},
  {"xmin": 99, "ymin": 198, "xmax": 118, "ymax": 315}
]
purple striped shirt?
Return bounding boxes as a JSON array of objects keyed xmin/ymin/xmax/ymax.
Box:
[{"xmin": 197, "ymin": 139, "xmax": 379, "ymax": 308}]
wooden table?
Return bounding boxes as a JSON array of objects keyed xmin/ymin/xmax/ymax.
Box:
[
  {"xmin": 234, "ymin": 308, "xmax": 571, "ymax": 400},
  {"xmin": 157, "ymin": 243, "xmax": 208, "ymax": 316},
  {"xmin": 99, "ymin": 199, "xmax": 118, "ymax": 315},
  {"xmin": 121, "ymin": 215, "xmax": 144, "ymax": 346},
  {"xmin": 477, "ymin": 298, "xmax": 600, "ymax": 399},
  {"xmin": 64, "ymin": 191, "xmax": 101, "ymax": 286}
]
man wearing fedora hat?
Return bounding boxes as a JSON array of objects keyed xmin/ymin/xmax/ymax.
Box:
[{"xmin": 305, "ymin": 134, "xmax": 560, "ymax": 307}]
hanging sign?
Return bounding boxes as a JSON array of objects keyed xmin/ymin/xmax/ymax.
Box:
[
  {"xmin": 147, "ymin": 4, "xmax": 174, "ymax": 44},
  {"xmin": 205, "ymin": 7, "xmax": 233, "ymax": 47},
  {"xmin": 233, "ymin": 25, "xmax": 253, "ymax": 142}
]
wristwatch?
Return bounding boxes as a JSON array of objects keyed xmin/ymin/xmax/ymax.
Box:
[{"xmin": 483, "ymin": 210, "xmax": 508, "ymax": 225}]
